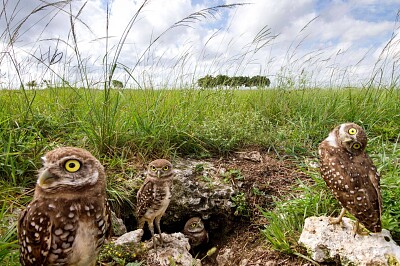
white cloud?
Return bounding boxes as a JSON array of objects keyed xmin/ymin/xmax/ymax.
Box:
[{"xmin": 0, "ymin": 0, "xmax": 399, "ymax": 88}]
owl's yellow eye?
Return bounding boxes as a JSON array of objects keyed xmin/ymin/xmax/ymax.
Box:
[
  {"xmin": 151, "ymin": 166, "xmax": 157, "ymax": 171},
  {"xmin": 191, "ymin": 223, "xmax": 197, "ymax": 228},
  {"xmin": 64, "ymin": 159, "xmax": 81, "ymax": 173},
  {"xmin": 163, "ymin": 165, "xmax": 169, "ymax": 171},
  {"xmin": 352, "ymin": 143, "xmax": 361, "ymax": 150},
  {"xmin": 348, "ymin": 128, "xmax": 357, "ymax": 135}
]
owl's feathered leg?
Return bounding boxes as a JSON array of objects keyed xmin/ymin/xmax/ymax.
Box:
[
  {"xmin": 148, "ymin": 221, "xmax": 157, "ymax": 251},
  {"xmin": 329, "ymin": 208, "xmax": 346, "ymax": 225},
  {"xmin": 155, "ymin": 216, "xmax": 164, "ymax": 247},
  {"xmin": 137, "ymin": 218, "xmax": 145, "ymax": 230}
]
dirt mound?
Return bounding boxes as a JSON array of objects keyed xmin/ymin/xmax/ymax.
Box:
[{"xmin": 194, "ymin": 149, "xmax": 311, "ymax": 265}]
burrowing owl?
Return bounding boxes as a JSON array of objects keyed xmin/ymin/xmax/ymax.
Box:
[
  {"xmin": 183, "ymin": 217, "xmax": 209, "ymax": 248},
  {"xmin": 319, "ymin": 123, "xmax": 382, "ymax": 234},
  {"xmin": 136, "ymin": 159, "xmax": 174, "ymax": 250},
  {"xmin": 18, "ymin": 147, "xmax": 111, "ymax": 265}
]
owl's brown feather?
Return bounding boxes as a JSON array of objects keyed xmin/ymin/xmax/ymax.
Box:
[{"xmin": 319, "ymin": 123, "xmax": 382, "ymax": 233}]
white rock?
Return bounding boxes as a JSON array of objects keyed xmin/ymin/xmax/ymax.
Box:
[
  {"xmin": 111, "ymin": 211, "xmax": 127, "ymax": 236},
  {"xmin": 145, "ymin": 232, "xmax": 201, "ymax": 266},
  {"xmin": 114, "ymin": 229, "xmax": 144, "ymax": 246},
  {"xmin": 114, "ymin": 231, "xmax": 200, "ymax": 266},
  {"xmin": 299, "ymin": 216, "xmax": 400, "ymax": 265}
]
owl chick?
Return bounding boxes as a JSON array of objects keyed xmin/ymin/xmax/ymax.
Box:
[
  {"xmin": 182, "ymin": 217, "xmax": 209, "ymax": 249},
  {"xmin": 136, "ymin": 159, "xmax": 174, "ymax": 250},
  {"xmin": 319, "ymin": 123, "xmax": 382, "ymax": 234},
  {"xmin": 18, "ymin": 147, "xmax": 111, "ymax": 266}
]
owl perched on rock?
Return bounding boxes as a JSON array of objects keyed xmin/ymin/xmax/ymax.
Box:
[
  {"xmin": 319, "ymin": 123, "xmax": 382, "ymax": 234},
  {"xmin": 136, "ymin": 159, "xmax": 174, "ymax": 250},
  {"xmin": 18, "ymin": 147, "xmax": 111, "ymax": 266},
  {"xmin": 183, "ymin": 217, "xmax": 209, "ymax": 249}
]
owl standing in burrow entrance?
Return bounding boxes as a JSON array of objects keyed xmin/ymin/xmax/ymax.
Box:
[
  {"xmin": 136, "ymin": 159, "xmax": 174, "ymax": 250},
  {"xmin": 18, "ymin": 147, "xmax": 111, "ymax": 266},
  {"xmin": 183, "ymin": 217, "xmax": 209, "ymax": 249},
  {"xmin": 318, "ymin": 123, "xmax": 382, "ymax": 234}
]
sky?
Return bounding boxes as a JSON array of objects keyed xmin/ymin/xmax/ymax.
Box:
[{"xmin": 0, "ymin": 0, "xmax": 399, "ymax": 88}]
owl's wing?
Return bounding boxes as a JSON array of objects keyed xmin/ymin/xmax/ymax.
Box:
[
  {"xmin": 136, "ymin": 178, "xmax": 155, "ymax": 217},
  {"xmin": 94, "ymin": 198, "xmax": 112, "ymax": 250},
  {"xmin": 104, "ymin": 199, "xmax": 112, "ymax": 239},
  {"xmin": 18, "ymin": 203, "xmax": 52, "ymax": 265},
  {"xmin": 365, "ymin": 154, "xmax": 383, "ymax": 219},
  {"xmin": 364, "ymin": 153, "xmax": 381, "ymax": 195}
]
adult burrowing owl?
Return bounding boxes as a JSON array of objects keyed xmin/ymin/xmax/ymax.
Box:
[
  {"xmin": 136, "ymin": 159, "xmax": 174, "ymax": 250},
  {"xmin": 183, "ymin": 217, "xmax": 209, "ymax": 248},
  {"xmin": 18, "ymin": 147, "xmax": 111, "ymax": 265},
  {"xmin": 319, "ymin": 123, "xmax": 382, "ymax": 234}
]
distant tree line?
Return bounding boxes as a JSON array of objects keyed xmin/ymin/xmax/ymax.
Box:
[
  {"xmin": 197, "ymin": 75, "xmax": 270, "ymax": 88},
  {"xmin": 23, "ymin": 79, "xmax": 125, "ymax": 89}
]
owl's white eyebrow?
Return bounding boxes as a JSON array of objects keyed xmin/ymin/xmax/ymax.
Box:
[{"xmin": 41, "ymin": 156, "xmax": 47, "ymax": 163}]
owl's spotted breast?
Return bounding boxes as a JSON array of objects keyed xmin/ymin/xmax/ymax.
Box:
[{"xmin": 19, "ymin": 196, "xmax": 111, "ymax": 265}]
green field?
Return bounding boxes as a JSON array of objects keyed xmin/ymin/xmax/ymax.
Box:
[{"xmin": 1, "ymin": 87, "xmax": 399, "ymax": 263}]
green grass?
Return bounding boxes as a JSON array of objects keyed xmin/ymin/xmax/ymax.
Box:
[
  {"xmin": 0, "ymin": 184, "xmax": 29, "ymax": 265},
  {"xmin": 1, "ymin": 87, "xmax": 399, "ymax": 163},
  {"xmin": 0, "ymin": 87, "xmax": 399, "ymax": 263},
  {"xmin": 260, "ymin": 173, "xmax": 340, "ymax": 254}
]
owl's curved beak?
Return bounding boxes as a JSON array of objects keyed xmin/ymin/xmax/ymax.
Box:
[
  {"xmin": 157, "ymin": 170, "xmax": 161, "ymax": 178},
  {"xmin": 343, "ymin": 137, "xmax": 353, "ymax": 143},
  {"xmin": 38, "ymin": 169, "xmax": 55, "ymax": 186}
]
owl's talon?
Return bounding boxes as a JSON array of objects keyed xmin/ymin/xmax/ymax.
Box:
[
  {"xmin": 159, "ymin": 234, "xmax": 173, "ymax": 244},
  {"xmin": 328, "ymin": 208, "xmax": 346, "ymax": 227},
  {"xmin": 353, "ymin": 221, "xmax": 369, "ymax": 236},
  {"xmin": 328, "ymin": 217, "xmax": 342, "ymax": 225},
  {"xmin": 156, "ymin": 235, "xmax": 165, "ymax": 245}
]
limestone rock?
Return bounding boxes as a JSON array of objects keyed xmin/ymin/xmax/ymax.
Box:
[
  {"xmin": 111, "ymin": 211, "xmax": 127, "ymax": 236},
  {"xmin": 299, "ymin": 216, "xmax": 400, "ymax": 265},
  {"xmin": 114, "ymin": 229, "xmax": 144, "ymax": 246},
  {"xmin": 167, "ymin": 159, "xmax": 236, "ymax": 228},
  {"xmin": 172, "ymin": 159, "xmax": 235, "ymax": 214},
  {"xmin": 114, "ymin": 230, "xmax": 200, "ymax": 266},
  {"xmin": 235, "ymin": 151, "xmax": 263, "ymax": 162},
  {"xmin": 120, "ymin": 159, "xmax": 237, "ymax": 241},
  {"xmin": 216, "ymin": 247, "xmax": 234, "ymax": 266},
  {"xmin": 145, "ymin": 232, "xmax": 201, "ymax": 266},
  {"xmin": 124, "ymin": 159, "xmax": 236, "ymax": 230}
]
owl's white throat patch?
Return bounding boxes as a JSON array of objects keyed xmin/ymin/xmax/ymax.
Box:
[{"xmin": 325, "ymin": 131, "xmax": 338, "ymax": 147}]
